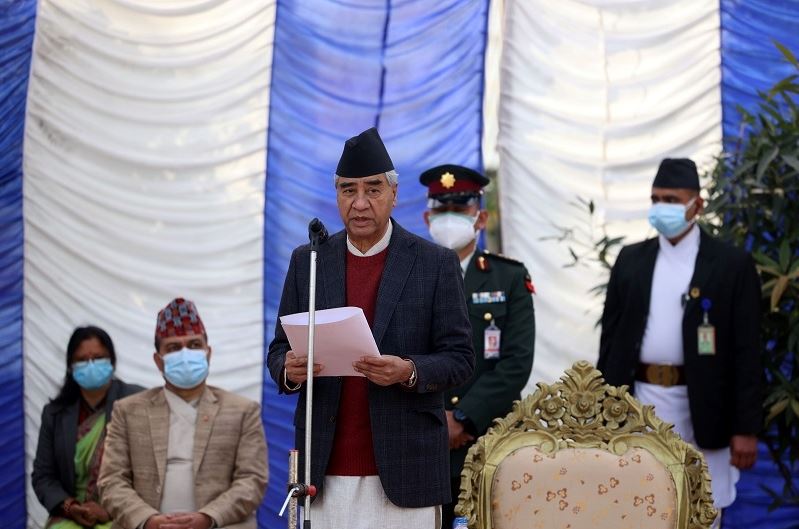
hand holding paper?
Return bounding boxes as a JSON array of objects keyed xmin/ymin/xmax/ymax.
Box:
[
  {"xmin": 280, "ymin": 307, "xmax": 380, "ymax": 377},
  {"xmin": 353, "ymin": 355, "xmax": 414, "ymax": 386},
  {"xmin": 284, "ymin": 351, "xmax": 323, "ymax": 385}
]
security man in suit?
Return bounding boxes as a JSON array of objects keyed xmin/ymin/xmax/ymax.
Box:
[
  {"xmin": 420, "ymin": 164, "xmax": 536, "ymax": 527},
  {"xmin": 598, "ymin": 158, "xmax": 762, "ymax": 519}
]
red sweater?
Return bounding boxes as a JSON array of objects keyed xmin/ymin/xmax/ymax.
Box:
[{"xmin": 325, "ymin": 249, "xmax": 388, "ymax": 476}]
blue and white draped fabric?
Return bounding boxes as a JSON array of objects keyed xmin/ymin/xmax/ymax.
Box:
[{"xmin": 1, "ymin": 1, "xmax": 797, "ymax": 528}]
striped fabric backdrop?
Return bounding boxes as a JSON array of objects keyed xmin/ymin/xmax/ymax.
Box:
[{"xmin": 0, "ymin": 1, "xmax": 797, "ymax": 528}]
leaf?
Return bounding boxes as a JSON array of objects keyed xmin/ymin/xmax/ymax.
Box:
[
  {"xmin": 792, "ymin": 400, "xmax": 799, "ymax": 419},
  {"xmin": 764, "ymin": 388, "xmax": 789, "ymax": 406},
  {"xmin": 754, "ymin": 252, "xmax": 781, "ymax": 270},
  {"xmin": 782, "ymin": 154, "xmax": 799, "ymax": 174},
  {"xmin": 789, "ymin": 327, "xmax": 799, "ymax": 355},
  {"xmin": 775, "ymin": 40, "xmax": 799, "ymax": 67},
  {"xmin": 758, "ymin": 266, "xmax": 782, "ymax": 280},
  {"xmin": 767, "ymin": 398, "xmax": 790, "ymax": 423},
  {"xmin": 768, "ymin": 76, "xmax": 799, "ymax": 99},
  {"xmin": 763, "ymin": 103, "xmax": 786, "ymax": 122},
  {"xmin": 782, "ymin": 92, "xmax": 799, "ymax": 122},
  {"xmin": 779, "ymin": 240, "xmax": 791, "ymax": 273},
  {"xmin": 789, "ymin": 259, "xmax": 799, "ymax": 279},
  {"xmin": 735, "ymin": 104, "xmax": 755, "ymax": 125},
  {"xmin": 757, "ymin": 145, "xmax": 779, "ymax": 181},
  {"xmin": 733, "ymin": 159, "xmax": 756, "ymax": 180},
  {"xmin": 771, "ymin": 276, "xmax": 790, "ymax": 311}
]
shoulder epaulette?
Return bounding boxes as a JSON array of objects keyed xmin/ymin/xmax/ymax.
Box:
[
  {"xmin": 479, "ymin": 250, "xmax": 535, "ymax": 292},
  {"xmin": 483, "ymin": 250, "xmax": 525, "ymax": 267}
]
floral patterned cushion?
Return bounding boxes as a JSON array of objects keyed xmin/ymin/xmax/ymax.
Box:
[{"xmin": 491, "ymin": 446, "xmax": 677, "ymax": 529}]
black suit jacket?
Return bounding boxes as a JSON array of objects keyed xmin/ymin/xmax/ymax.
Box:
[
  {"xmin": 598, "ymin": 229, "xmax": 762, "ymax": 448},
  {"xmin": 32, "ymin": 379, "xmax": 144, "ymax": 514},
  {"xmin": 267, "ymin": 220, "xmax": 475, "ymax": 508}
]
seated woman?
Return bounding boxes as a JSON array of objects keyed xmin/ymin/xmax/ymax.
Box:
[{"xmin": 32, "ymin": 326, "xmax": 144, "ymax": 529}]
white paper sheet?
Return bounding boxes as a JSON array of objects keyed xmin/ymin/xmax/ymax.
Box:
[{"xmin": 279, "ymin": 307, "xmax": 380, "ymax": 377}]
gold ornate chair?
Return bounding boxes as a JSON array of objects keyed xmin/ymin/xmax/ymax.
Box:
[{"xmin": 456, "ymin": 361, "xmax": 717, "ymax": 529}]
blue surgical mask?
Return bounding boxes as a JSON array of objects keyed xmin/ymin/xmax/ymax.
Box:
[
  {"xmin": 163, "ymin": 348, "xmax": 209, "ymax": 389},
  {"xmin": 648, "ymin": 198, "xmax": 696, "ymax": 239},
  {"xmin": 72, "ymin": 358, "xmax": 114, "ymax": 390}
]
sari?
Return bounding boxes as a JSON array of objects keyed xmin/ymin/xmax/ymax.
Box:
[{"xmin": 46, "ymin": 409, "xmax": 112, "ymax": 529}]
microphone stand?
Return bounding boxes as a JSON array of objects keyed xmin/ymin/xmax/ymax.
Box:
[{"xmin": 282, "ymin": 219, "xmax": 327, "ymax": 529}]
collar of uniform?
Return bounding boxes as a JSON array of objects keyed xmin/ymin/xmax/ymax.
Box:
[
  {"xmin": 347, "ymin": 219, "xmax": 393, "ymax": 257},
  {"xmin": 460, "ymin": 248, "xmax": 477, "ymax": 276},
  {"xmin": 658, "ymin": 222, "xmax": 700, "ymax": 256}
]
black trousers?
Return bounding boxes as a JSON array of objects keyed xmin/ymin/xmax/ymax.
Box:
[{"xmin": 441, "ymin": 477, "xmax": 460, "ymax": 529}]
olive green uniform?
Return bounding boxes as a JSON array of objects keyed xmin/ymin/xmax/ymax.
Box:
[{"xmin": 446, "ymin": 249, "xmax": 535, "ymax": 502}]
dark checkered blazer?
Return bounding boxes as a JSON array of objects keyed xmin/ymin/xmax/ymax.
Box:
[{"xmin": 268, "ymin": 220, "xmax": 475, "ymax": 508}]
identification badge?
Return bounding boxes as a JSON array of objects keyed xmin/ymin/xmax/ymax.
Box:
[
  {"xmin": 484, "ymin": 320, "xmax": 501, "ymax": 359},
  {"xmin": 697, "ymin": 298, "xmax": 715, "ymax": 355},
  {"xmin": 698, "ymin": 324, "xmax": 716, "ymax": 355}
]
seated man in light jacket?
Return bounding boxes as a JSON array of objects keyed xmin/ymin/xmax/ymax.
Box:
[{"xmin": 98, "ymin": 298, "xmax": 267, "ymax": 529}]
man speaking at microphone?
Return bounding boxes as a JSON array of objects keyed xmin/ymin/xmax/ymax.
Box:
[{"xmin": 268, "ymin": 127, "xmax": 474, "ymax": 529}]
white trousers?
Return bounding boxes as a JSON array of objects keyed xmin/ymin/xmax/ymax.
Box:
[
  {"xmin": 308, "ymin": 476, "xmax": 440, "ymax": 529},
  {"xmin": 635, "ymin": 382, "xmax": 740, "ymax": 509}
]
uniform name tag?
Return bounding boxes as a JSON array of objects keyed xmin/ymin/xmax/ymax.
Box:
[
  {"xmin": 484, "ymin": 321, "xmax": 501, "ymax": 359},
  {"xmin": 697, "ymin": 324, "xmax": 716, "ymax": 355}
]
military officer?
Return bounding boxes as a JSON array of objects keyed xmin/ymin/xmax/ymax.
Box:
[{"xmin": 420, "ymin": 164, "xmax": 536, "ymax": 527}]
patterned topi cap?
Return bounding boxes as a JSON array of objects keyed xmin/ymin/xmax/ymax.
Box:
[{"xmin": 155, "ymin": 298, "xmax": 206, "ymax": 339}]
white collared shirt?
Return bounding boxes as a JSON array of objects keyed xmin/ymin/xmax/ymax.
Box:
[
  {"xmin": 460, "ymin": 249, "xmax": 476, "ymax": 277},
  {"xmin": 639, "ymin": 223, "xmax": 701, "ymax": 365},
  {"xmin": 346, "ymin": 220, "xmax": 393, "ymax": 256}
]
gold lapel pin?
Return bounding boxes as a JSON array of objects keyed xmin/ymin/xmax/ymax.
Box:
[{"xmin": 690, "ymin": 287, "xmax": 700, "ymax": 299}]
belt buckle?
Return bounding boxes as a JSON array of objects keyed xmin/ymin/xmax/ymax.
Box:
[{"xmin": 646, "ymin": 364, "xmax": 678, "ymax": 387}]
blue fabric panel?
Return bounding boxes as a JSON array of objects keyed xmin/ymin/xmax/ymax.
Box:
[
  {"xmin": 0, "ymin": 2, "xmax": 37, "ymax": 528},
  {"xmin": 720, "ymin": 0, "xmax": 799, "ymax": 143},
  {"xmin": 724, "ymin": 442, "xmax": 799, "ymax": 529},
  {"xmin": 260, "ymin": 1, "xmax": 488, "ymax": 526},
  {"xmin": 721, "ymin": 2, "xmax": 799, "ymax": 527}
]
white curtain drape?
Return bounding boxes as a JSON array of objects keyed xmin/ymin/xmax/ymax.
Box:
[
  {"xmin": 497, "ymin": 0, "xmax": 722, "ymax": 389},
  {"xmin": 22, "ymin": 1, "xmax": 275, "ymax": 527}
]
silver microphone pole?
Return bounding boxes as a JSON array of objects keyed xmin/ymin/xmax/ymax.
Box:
[
  {"xmin": 303, "ymin": 249, "xmax": 317, "ymax": 527},
  {"xmin": 303, "ymin": 218, "xmax": 327, "ymax": 529}
]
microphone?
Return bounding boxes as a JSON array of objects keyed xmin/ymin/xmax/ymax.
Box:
[{"xmin": 308, "ymin": 218, "xmax": 328, "ymax": 250}]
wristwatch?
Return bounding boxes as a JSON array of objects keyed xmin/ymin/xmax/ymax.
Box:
[
  {"xmin": 400, "ymin": 359, "xmax": 417, "ymax": 388},
  {"xmin": 453, "ymin": 407, "xmax": 476, "ymax": 435},
  {"xmin": 282, "ymin": 367, "xmax": 302, "ymax": 392}
]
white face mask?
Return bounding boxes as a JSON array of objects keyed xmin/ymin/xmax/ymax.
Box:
[{"xmin": 428, "ymin": 212, "xmax": 478, "ymax": 250}]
